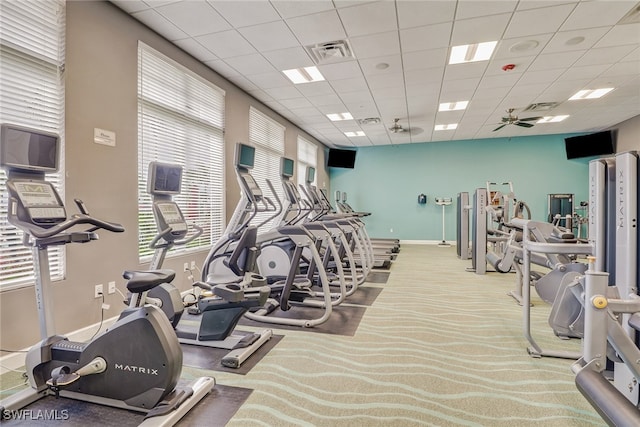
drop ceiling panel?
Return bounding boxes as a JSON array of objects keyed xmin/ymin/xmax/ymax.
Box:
[
  {"xmin": 400, "ymin": 22, "xmax": 452, "ymax": 52},
  {"xmin": 329, "ymin": 77, "xmax": 370, "ymax": 93},
  {"xmin": 337, "ymin": 1, "xmax": 398, "ymax": 37},
  {"xmin": 286, "ymin": 10, "xmax": 347, "ymax": 45},
  {"xmin": 156, "ymin": 1, "xmax": 230, "ymax": 37},
  {"xmin": 195, "ymin": 30, "xmax": 257, "ymax": 58},
  {"xmin": 225, "ymin": 53, "xmax": 277, "ymax": 75},
  {"xmin": 203, "ymin": 59, "xmax": 240, "ymax": 78},
  {"xmin": 262, "ymin": 47, "xmax": 315, "ymax": 70},
  {"xmin": 131, "ymin": 9, "xmax": 188, "ymax": 41},
  {"xmin": 307, "ymin": 93, "xmax": 340, "ymax": 105},
  {"xmin": 504, "ymin": 4, "xmax": 577, "ymax": 39},
  {"xmin": 561, "ymin": 1, "xmax": 638, "ymax": 31},
  {"xmin": 271, "ymin": 0, "xmax": 335, "ymax": 19},
  {"xmin": 317, "ymin": 61, "xmax": 363, "ymax": 80},
  {"xmin": 295, "ymin": 81, "xmax": 336, "ymax": 97},
  {"xmin": 574, "ymin": 45, "xmax": 638, "ymax": 67},
  {"xmin": 172, "ymin": 38, "xmax": 218, "ymax": 62},
  {"xmin": 279, "ymin": 97, "xmax": 314, "ymax": 109},
  {"xmin": 246, "ymin": 71, "xmax": 291, "ymax": 89},
  {"xmin": 209, "ymin": 0, "xmax": 281, "ymax": 27},
  {"xmin": 527, "ymin": 51, "xmax": 585, "ymax": 71},
  {"xmin": 238, "ymin": 21, "xmax": 300, "ymax": 52},
  {"xmin": 595, "ymin": 23, "xmax": 640, "ymax": 48},
  {"xmin": 263, "ymin": 86, "xmax": 303, "ymax": 100},
  {"xmin": 455, "ymin": 1, "xmax": 517, "ymax": 20},
  {"xmin": 402, "ymin": 48, "xmax": 448, "ymax": 71},
  {"xmin": 450, "ymin": 13, "xmax": 512, "ymax": 45},
  {"xmin": 396, "ymin": 1, "xmax": 455, "ymax": 29},
  {"xmin": 349, "ymin": 31, "xmax": 401, "ymax": 59}
]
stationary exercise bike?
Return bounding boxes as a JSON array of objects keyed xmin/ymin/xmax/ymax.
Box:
[
  {"xmin": 144, "ymin": 161, "xmax": 272, "ymax": 368},
  {"xmin": 0, "ymin": 124, "xmax": 213, "ymax": 425}
]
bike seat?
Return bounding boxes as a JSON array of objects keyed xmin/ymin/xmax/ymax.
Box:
[{"xmin": 123, "ymin": 269, "xmax": 176, "ymax": 293}]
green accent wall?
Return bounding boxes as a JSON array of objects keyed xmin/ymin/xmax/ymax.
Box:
[{"xmin": 329, "ymin": 133, "xmax": 590, "ymax": 241}]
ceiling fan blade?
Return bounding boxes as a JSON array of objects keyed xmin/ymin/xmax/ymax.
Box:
[
  {"xmin": 519, "ymin": 116, "xmax": 542, "ymax": 121},
  {"xmin": 493, "ymin": 124, "xmax": 507, "ymax": 131},
  {"xmin": 515, "ymin": 122, "xmax": 534, "ymax": 128}
]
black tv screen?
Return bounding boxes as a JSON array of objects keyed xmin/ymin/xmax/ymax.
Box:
[
  {"xmin": 327, "ymin": 148, "xmax": 356, "ymax": 168},
  {"xmin": 565, "ymin": 130, "xmax": 615, "ymax": 160}
]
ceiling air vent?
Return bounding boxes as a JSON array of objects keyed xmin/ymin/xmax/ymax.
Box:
[
  {"xmin": 357, "ymin": 117, "xmax": 381, "ymax": 125},
  {"xmin": 523, "ymin": 102, "xmax": 559, "ymax": 112},
  {"xmin": 306, "ymin": 40, "xmax": 354, "ymax": 64}
]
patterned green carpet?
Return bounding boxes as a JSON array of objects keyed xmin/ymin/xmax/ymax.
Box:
[
  {"xmin": 1, "ymin": 244, "xmax": 604, "ymax": 426},
  {"xmin": 201, "ymin": 244, "xmax": 603, "ymax": 426}
]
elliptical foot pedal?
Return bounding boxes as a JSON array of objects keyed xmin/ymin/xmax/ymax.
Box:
[{"xmin": 46, "ymin": 366, "xmax": 80, "ymax": 387}]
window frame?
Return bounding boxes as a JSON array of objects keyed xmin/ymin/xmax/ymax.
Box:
[
  {"xmin": 0, "ymin": 0, "xmax": 66, "ymax": 291},
  {"xmin": 137, "ymin": 42, "xmax": 226, "ymax": 263}
]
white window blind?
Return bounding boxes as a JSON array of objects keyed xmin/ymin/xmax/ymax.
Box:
[
  {"xmin": 0, "ymin": 0, "xmax": 66, "ymax": 289},
  {"xmin": 297, "ymin": 135, "xmax": 317, "ymax": 188},
  {"xmin": 138, "ymin": 42, "xmax": 225, "ymax": 261},
  {"xmin": 248, "ymin": 107, "xmax": 285, "ymax": 231}
]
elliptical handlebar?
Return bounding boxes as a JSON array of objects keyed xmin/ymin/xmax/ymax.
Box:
[
  {"xmin": 149, "ymin": 223, "xmax": 204, "ymax": 249},
  {"xmin": 26, "ymin": 212, "xmax": 124, "ymax": 239}
]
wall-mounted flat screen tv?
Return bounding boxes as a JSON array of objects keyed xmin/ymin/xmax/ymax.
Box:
[
  {"xmin": 327, "ymin": 148, "xmax": 356, "ymax": 168},
  {"xmin": 564, "ymin": 130, "xmax": 615, "ymax": 160}
]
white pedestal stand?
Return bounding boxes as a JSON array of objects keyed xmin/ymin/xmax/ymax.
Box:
[{"xmin": 435, "ymin": 197, "xmax": 452, "ymax": 247}]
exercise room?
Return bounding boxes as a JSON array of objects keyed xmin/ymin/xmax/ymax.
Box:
[{"xmin": 1, "ymin": 1, "xmax": 639, "ymax": 425}]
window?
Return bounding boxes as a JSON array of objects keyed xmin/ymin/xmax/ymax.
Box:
[
  {"xmin": 0, "ymin": 0, "xmax": 66, "ymax": 289},
  {"xmin": 138, "ymin": 43, "xmax": 225, "ymax": 261},
  {"xmin": 297, "ymin": 136, "xmax": 318, "ymax": 188},
  {"xmin": 248, "ymin": 107, "xmax": 285, "ymax": 231}
]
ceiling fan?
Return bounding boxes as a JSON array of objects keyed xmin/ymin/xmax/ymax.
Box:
[
  {"xmin": 493, "ymin": 108, "xmax": 542, "ymax": 131},
  {"xmin": 389, "ymin": 118, "xmax": 424, "ymax": 135}
]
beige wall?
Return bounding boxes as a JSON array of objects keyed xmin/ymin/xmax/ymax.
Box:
[{"xmin": 0, "ymin": 1, "xmax": 328, "ymax": 351}]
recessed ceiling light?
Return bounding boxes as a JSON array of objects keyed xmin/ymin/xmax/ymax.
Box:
[
  {"xmin": 565, "ymin": 36, "xmax": 585, "ymax": 46},
  {"xmin": 435, "ymin": 123, "xmax": 458, "ymax": 131},
  {"xmin": 569, "ymin": 88, "xmax": 614, "ymax": 100},
  {"xmin": 344, "ymin": 131, "xmax": 365, "ymax": 137},
  {"xmin": 327, "ymin": 112, "xmax": 353, "ymax": 121},
  {"xmin": 375, "ymin": 62, "xmax": 390, "ymax": 70},
  {"xmin": 509, "ymin": 40, "xmax": 539, "ymax": 53},
  {"xmin": 282, "ymin": 66, "xmax": 325, "ymax": 84},
  {"xmin": 449, "ymin": 41, "xmax": 497, "ymax": 64},
  {"xmin": 438, "ymin": 101, "xmax": 469, "ymax": 111},
  {"xmin": 537, "ymin": 115, "xmax": 569, "ymax": 123}
]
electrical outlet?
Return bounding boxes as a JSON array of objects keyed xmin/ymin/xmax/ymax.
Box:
[
  {"xmin": 190, "ymin": 261, "xmax": 196, "ymax": 270},
  {"xmin": 390, "ymin": 228, "xmax": 394, "ymax": 233},
  {"xmin": 94, "ymin": 284, "xmax": 103, "ymax": 299},
  {"xmin": 108, "ymin": 281, "xmax": 116, "ymax": 294},
  {"xmin": 183, "ymin": 262, "xmax": 189, "ymax": 272}
]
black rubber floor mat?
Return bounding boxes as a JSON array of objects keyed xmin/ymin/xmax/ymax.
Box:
[
  {"xmin": 366, "ymin": 271, "xmax": 391, "ymax": 283},
  {"xmin": 181, "ymin": 334, "xmax": 283, "ymax": 374},
  {"xmin": 1, "ymin": 383, "xmax": 251, "ymax": 426}
]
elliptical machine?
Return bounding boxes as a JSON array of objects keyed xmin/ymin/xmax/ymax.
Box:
[
  {"xmin": 144, "ymin": 161, "xmax": 272, "ymax": 368},
  {"xmin": 0, "ymin": 124, "xmax": 213, "ymax": 425}
]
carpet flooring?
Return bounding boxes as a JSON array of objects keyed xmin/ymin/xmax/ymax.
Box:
[{"xmin": 1, "ymin": 244, "xmax": 604, "ymax": 426}]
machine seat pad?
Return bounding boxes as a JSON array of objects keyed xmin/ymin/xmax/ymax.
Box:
[
  {"xmin": 549, "ymin": 229, "xmax": 576, "ymax": 243},
  {"xmin": 124, "ymin": 269, "xmax": 176, "ymax": 293}
]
